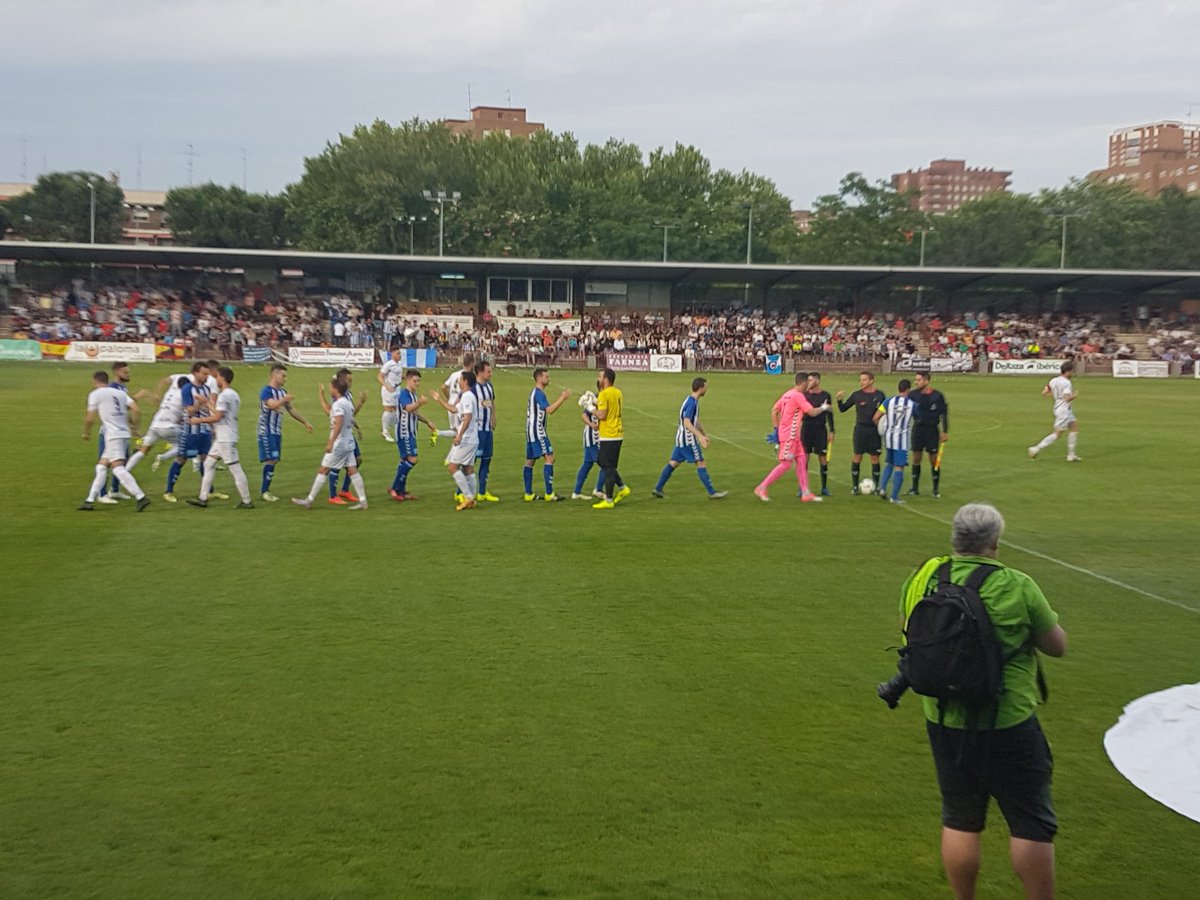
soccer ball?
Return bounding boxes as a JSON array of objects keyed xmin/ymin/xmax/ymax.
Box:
[{"xmin": 859, "ymin": 477, "xmax": 876, "ymax": 495}]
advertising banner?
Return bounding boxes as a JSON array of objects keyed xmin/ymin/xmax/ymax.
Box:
[
  {"xmin": 1112, "ymin": 360, "xmax": 1170, "ymax": 378},
  {"xmin": 493, "ymin": 316, "xmax": 580, "ymax": 335},
  {"xmin": 764, "ymin": 354, "xmax": 783, "ymax": 375},
  {"xmin": 64, "ymin": 341, "xmax": 157, "ymax": 363},
  {"xmin": 605, "ymin": 351, "xmax": 650, "ymax": 372},
  {"xmin": 0, "ymin": 339, "xmax": 42, "ymax": 361},
  {"xmin": 896, "ymin": 355, "xmax": 975, "ymax": 373},
  {"xmin": 649, "ymin": 353, "xmax": 684, "ymax": 373},
  {"xmin": 375, "ymin": 348, "xmax": 438, "ymax": 368},
  {"xmin": 287, "ymin": 347, "xmax": 376, "ymax": 367},
  {"xmin": 242, "ymin": 346, "xmax": 272, "ymax": 363},
  {"xmin": 991, "ymin": 358, "xmax": 1067, "ymax": 375}
]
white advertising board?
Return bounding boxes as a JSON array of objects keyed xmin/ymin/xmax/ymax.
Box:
[
  {"xmin": 1112, "ymin": 360, "xmax": 1170, "ymax": 378},
  {"xmin": 64, "ymin": 341, "xmax": 157, "ymax": 363},
  {"xmin": 649, "ymin": 353, "xmax": 684, "ymax": 373},
  {"xmin": 287, "ymin": 347, "xmax": 376, "ymax": 367},
  {"xmin": 991, "ymin": 358, "xmax": 1068, "ymax": 375}
]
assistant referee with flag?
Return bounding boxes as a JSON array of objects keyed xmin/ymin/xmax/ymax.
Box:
[{"xmin": 909, "ymin": 370, "xmax": 949, "ymax": 497}]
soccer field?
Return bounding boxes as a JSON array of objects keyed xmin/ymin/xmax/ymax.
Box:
[{"xmin": 1, "ymin": 360, "xmax": 1197, "ymax": 899}]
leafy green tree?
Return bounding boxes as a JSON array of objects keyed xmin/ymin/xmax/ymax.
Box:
[
  {"xmin": 1036, "ymin": 179, "xmax": 1156, "ymax": 269},
  {"xmin": 928, "ymin": 193, "xmax": 1055, "ymax": 268},
  {"xmin": 1143, "ymin": 188, "xmax": 1200, "ymax": 270},
  {"xmin": 166, "ymin": 184, "xmax": 288, "ymax": 248},
  {"xmin": 799, "ymin": 173, "xmax": 929, "ymax": 265},
  {"xmin": 4, "ymin": 172, "xmax": 124, "ymax": 242}
]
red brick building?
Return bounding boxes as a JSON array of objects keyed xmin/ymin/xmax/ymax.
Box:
[
  {"xmin": 892, "ymin": 159, "xmax": 1012, "ymax": 214},
  {"xmin": 1088, "ymin": 121, "xmax": 1200, "ymax": 196},
  {"xmin": 444, "ymin": 106, "xmax": 545, "ymax": 140}
]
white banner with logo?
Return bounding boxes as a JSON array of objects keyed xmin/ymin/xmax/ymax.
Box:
[
  {"xmin": 991, "ymin": 358, "xmax": 1068, "ymax": 375},
  {"xmin": 287, "ymin": 347, "xmax": 376, "ymax": 367},
  {"xmin": 605, "ymin": 351, "xmax": 650, "ymax": 372},
  {"xmin": 492, "ymin": 315, "xmax": 581, "ymax": 335},
  {"xmin": 897, "ymin": 355, "xmax": 975, "ymax": 373},
  {"xmin": 649, "ymin": 353, "xmax": 684, "ymax": 373},
  {"xmin": 64, "ymin": 341, "xmax": 157, "ymax": 363},
  {"xmin": 1112, "ymin": 360, "xmax": 1170, "ymax": 379}
]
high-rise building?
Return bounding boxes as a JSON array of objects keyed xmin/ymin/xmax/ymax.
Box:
[
  {"xmin": 892, "ymin": 159, "xmax": 1012, "ymax": 214},
  {"xmin": 443, "ymin": 106, "xmax": 545, "ymax": 141},
  {"xmin": 1088, "ymin": 121, "xmax": 1200, "ymax": 196}
]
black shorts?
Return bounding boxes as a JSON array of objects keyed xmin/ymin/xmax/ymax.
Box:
[
  {"xmin": 853, "ymin": 423, "xmax": 882, "ymax": 456},
  {"xmin": 926, "ymin": 716, "xmax": 1057, "ymax": 842},
  {"xmin": 598, "ymin": 440, "xmax": 623, "ymax": 469},
  {"xmin": 912, "ymin": 424, "xmax": 940, "ymax": 455},
  {"xmin": 801, "ymin": 424, "xmax": 829, "ymax": 456}
]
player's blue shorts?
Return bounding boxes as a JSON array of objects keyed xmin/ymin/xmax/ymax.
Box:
[
  {"xmin": 258, "ymin": 433, "xmax": 282, "ymax": 463},
  {"xmin": 397, "ymin": 434, "xmax": 418, "ymax": 458},
  {"xmin": 526, "ymin": 436, "xmax": 553, "ymax": 460},
  {"xmin": 886, "ymin": 448, "xmax": 909, "ymax": 467},
  {"xmin": 476, "ymin": 430, "xmax": 494, "ymax": 460},
  {"xmin": 180, "ymin": 432, "xmax": 213, "ymax": 459},
  {"xmin": 670, "ymin": 443, "xmax": 704, "ymax": 464},
  {"xmin": 582, "ymin": 443, "xmax": 599, "ymax": 464}
]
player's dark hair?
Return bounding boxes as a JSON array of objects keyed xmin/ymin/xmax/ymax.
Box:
[
  {"xmin": 794, "ymin": 371, "xmax": 808, "ymax": 385},
  {"xmin": 206, "ymin": 359, "xmax": 220, "ymax": 369},
  {"xmin": 463, "ymin": 352, "xmax": 476, "ymax": 367},
  {"xmin": 533, "ymin": 367, "xmax": 548, "ymax": 380},
  {"xmin": 332, "ymin": 376, "xmax": 350, "ymax": 395},
  {"xmin": 176, "ymin": 376, "xmax": 190, "ymax": 389},
  {"xmin": 218, "ymin": 366, "xmax": 235, "ymax": 384},
  {"xmin": 191, "ymin": 361, "xmax": 207, "ymax": 374},
  {"xmin": 1061, "ymin": 361, "xmax": 1075, "ymax": 373},
  {"xmin": 462, "ymin": 370, "xmax": 478, "ymax": 388},
  {"xmin": 860, "ymin": 370, "xmax": 874, "ymax": 380},
  {"xmin": 271, "ymin": 364, "xmax": 287, "ymax": 373},
  {"xmin": 111, "ymin": 361, "xmax": 128, "ymax": 372},
  {"xmin": 603, "ymin": 367, "xmax": 616, "ymax": 385},
  {"xmin": 898, "ymin": 378, "xmax": 911, "ymax": 392},
  {"xmin": 93, "ymin": 370, "xmax": 109, "ymax": 383},
  {"xmin": 473, "ymin": 360, "xmax": 491, "ymax": 374},
  {"xmin": 916, "ymin": 370, "xmax": 931, "ymax": 380},
  {"xmin": 336, "ymin": 367, "xmax": 352, "ymax": 377},
  {"xmin": 808, "ymin": 371, "xmax": 821, "ymax": 382},
  {"xmin": 692, "ymin": 377, "xmax": 707, "ymax": 392},
  {"xmin": 405, "ymin": 369, "xmax": 421, "ymax": 379}
]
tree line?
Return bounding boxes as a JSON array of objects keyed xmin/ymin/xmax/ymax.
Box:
[{"xmin": 5, "ymin": 119, "xmax": 1200, "ymax": 270}]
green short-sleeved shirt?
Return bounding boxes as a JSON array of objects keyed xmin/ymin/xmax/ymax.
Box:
[{"xmin": 900, "ymin": 555, "xmax": 1060, "ymax": 729}]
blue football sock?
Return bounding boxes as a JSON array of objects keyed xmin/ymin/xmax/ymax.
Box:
[
  {"xmin": 166, "ymin": 460, "xmax": 183, "ymax": 493},
  {"xmin": 261, "ymin": 464, "xmax": 275, "ymax": 494},
  {"xmin": 327, "ymin": 470, "xmax": 339, "ymax": 497},
  {"xmin": 398, "ymin": 460, "xmax": 414, "ymax": 493},
  {"xmin": 892, "ymin": 469, "xmax": 904, "ymax": 500},
  {"xmin": 698, "ymin": 467, "xmax": 715, "ymax": 494},
  {"xmin": 544, "ymin": 464, "xmax": 554, "ymax": 495},
  {"xmin": 596, "ymin": 470, "xmax": 606, "ymax": 493},
  {"xmin": 523, "ymin": 465, "xmax": 534, "ymax": 495},
  {"xmin": 574, "ymin": 461, "xmax": 592, "ymax": 495},
  {"xmin": 478, "ymin": 457, "xmax": 491, "ymax": 493},
  {"xmin": 391, "ymin": 463, "xmax": 405, "ymax": 493},
  {"xmin": 655, "ymin": 464, "xmax": 674, "ymax": 492},
  {"xmin": 341, "ymin": 469, "xmax": 352, "ymax": 492},
  {"xmin": 880, "ymin": 464, "xmax": 893, "ymax": 493}
]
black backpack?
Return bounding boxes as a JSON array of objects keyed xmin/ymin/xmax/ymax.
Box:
[{"xmin": 903, "ymin": 562, "xmax": 1007, "ymax": 710}]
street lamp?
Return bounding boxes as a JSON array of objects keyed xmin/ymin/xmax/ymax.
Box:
[
  {"xmin": 1046, "ymin": 208, "xmax": 1088, "ymax": 269},
  {"xmin": 740, "ymin": 202, "xmax": 754, "ymax": 264},
  {"xmin": 916, "ymin": 227, "xmax": 934, "ymax": 309},
  {"xmin": 399, "ymin": 214, "xmax": 427, "ymax": 255},
  {"xmin": 422, "ymin": 190, "xmax": 461, "ymax": 257},
  {"xmin": 653, "ymin": 222, "xmax": 677, "ymax": 262}
]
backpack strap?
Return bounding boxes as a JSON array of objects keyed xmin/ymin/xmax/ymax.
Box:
[
  {"xmin": 962, "ymin": 562, "xmax": 999, "ymax": 594},
  {"xmin": 935, "ymin": 561, "xmax": 954, "ymax": 589}
]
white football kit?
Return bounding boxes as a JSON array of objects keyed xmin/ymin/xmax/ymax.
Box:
[
  {"xmin": 1048, "ymin": 375, "xmax": 1076, "ymax": 430},
  {"xmin": 210, "ymin": 388, "xmax": 242, "ymax": 464},
  {"xmin": 88, "ymin": 385, "xmax": 133, "ymax": 461},
  {"xmin": 321, "ymin": 396, "xmax": 358, "ymax": 470},
  {"xmin": 379, "ymin": 358, "xmax": 404, "ymax": 406},
  {"xmin": 446, "ymin": 389, "xmax": 479, "ymax": 466}
]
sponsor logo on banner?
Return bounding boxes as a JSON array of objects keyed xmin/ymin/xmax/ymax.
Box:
[
  {"xmin": 1113, "ymin": 360, "xmax": 1169, "ymax": 378},
  {"xmin": 896, "ymin": 355, "xmax": 974, "ymax": 373},
  {"xmin": 242, "ymin": 346, "xmax": 272, "ymax": 363},
  {"xmin": 649, "ymin": 353, "xmax": 683, "ymax": 372},
  {"xmin": 287, "ymin": 347, "xmax": 376, "ymax": 366},
  {"xmin": 0, "ymin": 339, "xmax": 42, "ymax": 361},
  {"xmin": 64, "ymin": 341, "xmax": 157, "ymax": 363},
  {"xmin": 991, "ymin": 358, "xmax": 1068, "ymax": 375},
  {"xmin": 764, "ymin": 354, "xmax": 783, "ymax": 375},
  {"xmin": 606, "ymin": 351, "xmax": 650, "ymax": 372}
]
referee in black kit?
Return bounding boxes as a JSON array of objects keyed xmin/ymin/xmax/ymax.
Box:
[{"xmin": 908, "ymin": 370, "xmax": 949, "ymax": 497}]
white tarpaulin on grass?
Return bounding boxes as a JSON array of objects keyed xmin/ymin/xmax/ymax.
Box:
[{"xmin": 1104, "ymin": 682, "xmax": 1200, "ymax": 824}]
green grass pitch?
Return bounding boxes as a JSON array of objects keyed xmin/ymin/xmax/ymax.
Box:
[{"xmin": 1, "ymin": 360, "xmax": 1198, "ymax": 899}]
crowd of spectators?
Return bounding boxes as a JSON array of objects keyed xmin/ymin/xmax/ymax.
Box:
[{"xmin": 6, "ymin": 282, "xmax": 1197, "ymax": 371}]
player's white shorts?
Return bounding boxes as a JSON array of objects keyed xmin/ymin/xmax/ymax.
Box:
[
  {"xmin": 380, "ymin": 386, "xmax": 398, "ymax": 407},
  {"xmin": 100, "ymin": 437, "xmax": 129, "ymax": 463},
  {"xmin": 1054, "ymin": 410, "xmax": 1077, "ymax": 431},
  {"xmin": 209, "ymin": 441, "xmax": 240, "ymax": 466},
  {"xmin": 142, "ymin": 422, "xmax": 181, "ymax": 449},
  {"xmin": 321, "ymin": 445, "xmax": 357, "ymax": 470},
  {"xmin": 446, "ymin": 440, "xmax": 479, "ymax": 467}
]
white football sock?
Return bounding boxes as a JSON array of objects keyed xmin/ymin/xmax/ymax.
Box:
[
  {"xmin": 453, "ymin": 470, "xmax": 471, "ymax": 495},
  {"xmin": 112, "ymin": 465, "xmax": 145, "ymax": 500},
  {"xmin": 87, "ymin": 464, "xmax": 108, "ymax": 502},
  {"xmin": 199, "ymin": 457, "xmax": 217, "ymax": 501},
  {"xmin": 229, "ymin": 462, "xmax": 252, "ymax": 503},
  {"xmin": 350, "ymin": 472, "xmax": 367, "ymax": 502},
  {"xmin": 1067, "ymin": 433, "xmax": 1078, "ymax": 455},
  {"xmin": 308, "ymin": 473, "xmax": 326, "ymax": 501}
]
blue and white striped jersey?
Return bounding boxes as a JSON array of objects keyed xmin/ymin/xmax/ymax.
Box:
[
  {"xmin": 582, "ymin": 410, "xmax": 599, "ymax": 448},
  {"xmin": 258, "ymin": 385, "xmax": 285, "ymax": 436},
  {"xmin": 675, "ymin": 395, "xmax": 700, "ymax": 448},
  {"xmin": 526, "ymin": 388, "xmax": 549, "ymax": 442},
  {"xmin": 882, "ymin": 394, "xmax": 914, "ymax": 451},
  {"xmin": 474, "ymin": 381, "xmax": 495, "ymax": 433},
  {"xmin": 180, "ymin": 379, "xmax": 213, "ymax": 435},
  {"xmin": 397, "ymin": 387, "xmax": 420, "ymax": 440}
]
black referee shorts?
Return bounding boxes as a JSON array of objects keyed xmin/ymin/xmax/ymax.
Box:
[
  {"xmin": 912, "ymin": 424, "xmax": 940, "ymax": 455},
  {"xmin": 801, "ymin": 424, "xmax": 829, "ymax": 456},
  {"xmin": 853, "ymin": 423, "xmax": 882, "ymax": 456},
  {"xmin": 926, "ymin": 716, "xmax": 1057, "ymax": 843}
]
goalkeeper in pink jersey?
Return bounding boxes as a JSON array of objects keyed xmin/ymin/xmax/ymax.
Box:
[{"xmin": 756, "ymin": 372, "xmax": 830, "ymax": 503}]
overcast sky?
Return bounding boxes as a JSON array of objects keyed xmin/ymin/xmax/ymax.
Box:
[{"xmin": 6, "ymin": 1, "xmax": 1199, "ymax": 208}]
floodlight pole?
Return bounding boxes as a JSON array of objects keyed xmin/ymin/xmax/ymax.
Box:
[
  {"xmin": 653, "ymin": 222, "xmax": 676, "ymax": 262},
  {"xmin": 422, "ymin": 190, "xmax": 461, "ymax": 257}
]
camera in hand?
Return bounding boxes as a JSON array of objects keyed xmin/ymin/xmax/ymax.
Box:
[{"xmin": 877, "ymin": 653, "xmax": 910, "ymax": 709}]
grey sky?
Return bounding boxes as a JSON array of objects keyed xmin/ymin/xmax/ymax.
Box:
[{"xmin": 6, "ymin": 1, "xmax": 1199, "ymax": 208}]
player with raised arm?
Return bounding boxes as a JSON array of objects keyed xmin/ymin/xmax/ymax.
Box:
[
  {"xmin": 389, "ymin": 369, "xmax": 438, "ymax": 501},
  {"xmin": 318, "ymin": 368, "xmax": 367, "ymax": 503},
  {"xmin": 1029, "ymin": 361, "xmax": 1081, "ymax": 462},
  {"xmin": 591, "ymin": 368, "xmax": 628, "ymax": 509},
  {"xmin": 164, "ymin": 362, "xmax": 227, "ymax": 503},
  {"xmin": 652, "ymin": 377, "xmax": 728, "ymax": 499},
  {"xmin": 257, "ymin": 364, "xmax": 313, "ymax": 502},
  {"xmin": 378, "ymin": 347, "xmax": 404, "ymax": 442},
  {"xmin": 873, "ymin": 378, "xmax": 915, "ymax": 503},
  {"xmin": 755, "ymin": 372, "xmax": 828, "ymax": 503},
  {"xmin": 185, "ymin": 366, "xmax": 255, "ymax": 508},
  {"xmin": 801, "ymin": 371, "xmax": 836, "ymax": 497},
  {"xmin": 908, "ymin": 371, "xmax": 949, "ymax": 497},
  {"xmin": 293, "ymin": 376, "xmax": 368, "ymax": 509},
  {"xmin": 523, "ymin": 368, "xmax": 572, "ymax": 502},
  {"xmin": 445, "ymin": 369, "xmax": 480, "ymax": 510},
  {"xmin": 836, "ymin": 371, "xmax": 887, "ymax": 494},
  {"xmin": 127, "ymin": 372, "xmax": 187, "ymax": 476},
  {"xmin": 78, "ymin": 370, "xmax": 150, "ymax": 512}
]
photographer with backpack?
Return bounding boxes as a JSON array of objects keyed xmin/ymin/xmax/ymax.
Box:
[{"xmin": 891, "ymin": 503, "xmax": 1067, "ymax": 900}]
